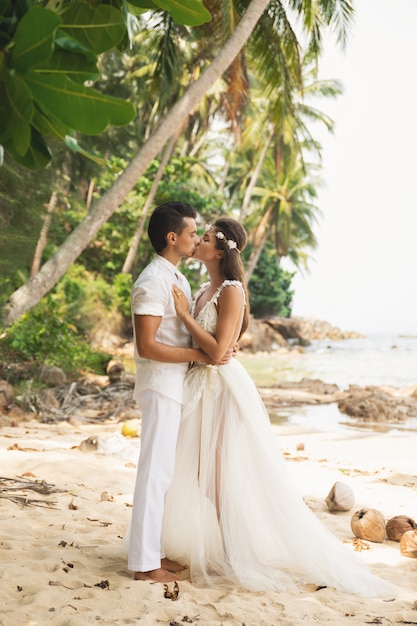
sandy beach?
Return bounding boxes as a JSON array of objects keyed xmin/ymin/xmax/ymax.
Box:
[{"xmin": 1, "ymin": 409, "xmax": 417, "ymax": 626}]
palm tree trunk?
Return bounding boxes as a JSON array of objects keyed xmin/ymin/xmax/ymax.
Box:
[
  {"xmin": 218, "ymin": 158, "xmax": 231, "ymax": 194},
  {"xmin": 30, "ymin": 191, "xmax": 58, "ymax": 278},
  {"xmin": 2, "ymin": 0, "xmax": 272, "ymax": 327},
  {"xmin": 244, "ymin": 203, "xmax": 274, "ymax": 282},
  {"xmin": 86, "ymin": 179, "xmax": 95, "ymax": 210},
  {"xmin": 121, "ymin": 134, "xmax": 178, "ymax": 274},
  {"xmin": 239, "ymin": 124, "xmax": 275, "ymax": 223},
  {"xmin": 245, "ymin": 228, "xmax": 268, "ymax": 283},
  {"xmin": 188, "ymin": 130, "xmax": 207, "ymax": 157}
]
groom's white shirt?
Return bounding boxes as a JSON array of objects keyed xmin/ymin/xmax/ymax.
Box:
[{"xmin": 131, "ymin": 254, "xmax": 192, "ymax": 406}]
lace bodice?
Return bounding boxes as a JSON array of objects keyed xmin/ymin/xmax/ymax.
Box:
[{"xmin": 191, "ymin": 280, "xmax": 245, "ymax": 340}]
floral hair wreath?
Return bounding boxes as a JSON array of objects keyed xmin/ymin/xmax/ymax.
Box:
[{"xmin": 205, "ymin": 225, "xmax": 240, "ymax": 252}]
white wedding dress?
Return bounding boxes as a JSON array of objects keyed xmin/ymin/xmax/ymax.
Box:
[{"xmin": 162, "ymin": 281, "xmax": 397, "ymax": 596}]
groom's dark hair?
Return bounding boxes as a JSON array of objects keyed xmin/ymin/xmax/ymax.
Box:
[{"xmin": 148, "ymin": 201, "xmax": 197, "ymax": 253}]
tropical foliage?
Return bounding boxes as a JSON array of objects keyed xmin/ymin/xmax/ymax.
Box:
[
  {"xmin": 243, "ymin": 242, "xmax": 294, "ymax": 318},
  {"xmin": 0, "ymin": 0, "xmax": 211, "ymax": 169},
  {"xmin": 0, "ymin": 0, "xmax": 355, "ymax": 375}
]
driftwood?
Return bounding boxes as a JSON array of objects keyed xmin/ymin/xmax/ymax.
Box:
[
  {"xmin": 0, "ymin": 475, "xmax": 64, "ymax": 508},
  {"xmin": 19, "ymin": 380, "xmax": 137, "ymax": 423}
]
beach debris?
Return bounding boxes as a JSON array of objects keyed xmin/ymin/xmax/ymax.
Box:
[
  {"xmin": 343, "ymin": 537, "xmax": 371, "ymax": 552},
  {"xmin": 325, "ymin": 481, "xmax": 355, "ymax": 512},
  {"xmin": 78, "ymin": 433, "xmax": 139, "ymax": 463},
  {"xmin": 0, "ymin": 475, "xmax": 63, "ymax": 494},
  {"xmin": 0, "ymin": 475, "xmax": 64, "ymax": 508},
  {"xmin": 351, "ymin": 508, "xmax": 386, "ymax": 543},
  {"xmin": 121, "ymin": 418, "xmax": 140, "ymax": 438},
  {"xmin": 164, "ymin": 581, "xmax": 180, "ymax": 601},
  {"xmin": 94, "ymin": 579, "xmax": 110, "ymax": 589},
  {"xmin": 400, "ymin": 529, "xmax": 417, "ymax": 558},
  {"xmin": 106, "ymin": 359, "xmax": 125, "ymax": 383},
  {"xmin": 78, "ymin": 436, "xmax": 99, "ymax": 452},
  {"xmin": 87, "ymin": 517, "xmax": 112, "ymax": 527},
  {"xmin": 62, "ymin": 562, "xmax": 74, "ymax": 573},
  {"xmin": 17, "ymin": 379, "xmax": 139, "ymax": 424},
  {"xmin": 100, "ymin": 491, "xmax": 114, "ymax": 502},
  {"xmin": 386, "ymin": 515, "xmax": 417, "ymax": 542},
  {"xmin": 7, "ymin": 442, "xmax": 41, "ymax": 452},
  {"xmin": 57, "ymin": 540, "xmax": 80, "ymax": 549}
]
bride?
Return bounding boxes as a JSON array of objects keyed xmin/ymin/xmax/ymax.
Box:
[{"xmin": 163, "ymin": 217, "xmax": 397, "ymax": 597}]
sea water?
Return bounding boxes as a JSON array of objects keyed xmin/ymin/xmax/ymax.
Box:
[
  {"xmin": 240, "ymin": 333, "xmax": 417, "ymax": 390},
  {"xmin": 296, "ymin": 333, "xmax": 417, "ymax": 390},
  {"xmin": 239, "ymin": 333, "xmax": 417, "ymax": 433}
]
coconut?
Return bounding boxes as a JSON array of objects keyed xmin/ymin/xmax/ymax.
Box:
[
  {"xmin": 350, "ymin": 508, "xmax": 386, "ymax": 543},
  {"xmin": 386, "ymin": 515, "xmax": 417, "ymax": 542},
  {"xmin": 400, "ymin": 529, "xmax": 417, "ymax": 558},
  {"xmin": 325, "ymin": 481, "xmax": 355, "ymax": 512}
]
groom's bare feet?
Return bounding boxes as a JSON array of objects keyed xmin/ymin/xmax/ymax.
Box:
[
  {"xmin": 161, "ymin": 558, "xmax": 185, "ymax": 573},
  {"xmin": 134, "ymin": 568, "xmax": 177, "ymax": 582}
]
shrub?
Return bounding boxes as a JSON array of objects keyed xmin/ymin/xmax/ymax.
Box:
[{"xmin": 1, "ymin": 296, "xmax": 111, "ymax": 376}]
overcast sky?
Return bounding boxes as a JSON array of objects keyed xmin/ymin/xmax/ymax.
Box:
[{"xmin": 287, "ymin": 0, "xmax": 417, "ymax": 335}]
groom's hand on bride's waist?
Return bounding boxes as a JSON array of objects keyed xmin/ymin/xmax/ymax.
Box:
[{"xmin": 193, "ymin": 347, "xmax": 235, "ymax": 366}]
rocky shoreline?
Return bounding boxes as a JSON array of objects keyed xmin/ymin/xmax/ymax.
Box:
[
  {"xmin": 1, "ymin": 316, "xmax": 416, "ymax": 429},
  {"xmin": 239, "ymin": 315, "xmax": 364, "ymax": 352},
  {"xmin": 257, "ymin": 379, "xmax": 417, "ymax": 425}
]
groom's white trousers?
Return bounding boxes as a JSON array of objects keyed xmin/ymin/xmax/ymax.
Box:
[{"xmin": 128, "ymin": 390, "xmax": 182, "ymax": 572}]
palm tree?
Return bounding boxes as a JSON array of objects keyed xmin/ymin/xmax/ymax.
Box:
[
  {"xmin": 227, "ymin": 52, "xmax": 342, "ymax": 279},
  {"xmin": 3, "ymin": 0, "xmax": 354, "ymax": 326},
  {"xmin": 244, "ymin": 142, "xmax": 321, "ymax": 282}
]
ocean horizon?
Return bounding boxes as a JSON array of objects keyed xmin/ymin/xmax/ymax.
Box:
[{"xmin": 239, "ymin": 332, "xmax": 417, "ymax": 391}]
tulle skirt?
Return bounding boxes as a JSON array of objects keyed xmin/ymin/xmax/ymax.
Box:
[{"xmin": 162, "ymin": 359, "xmax": 398, "ymax": 597}]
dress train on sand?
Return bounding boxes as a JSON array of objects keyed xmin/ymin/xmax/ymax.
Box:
[{"xmin": 162, "ymin": 281, "xmax": 398, "ymax": 597}]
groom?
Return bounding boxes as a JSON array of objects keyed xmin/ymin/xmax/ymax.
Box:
[{"xmin": 128, "ymin": 201, "xmax": 223, "ymax": 582}]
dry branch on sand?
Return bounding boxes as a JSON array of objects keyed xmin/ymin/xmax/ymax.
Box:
[
  {"xmin": 19, "ymin": 380, "xmax": 137, "ymax": 424},
  {"xmin": 0, "ymin": 475, "xmax": 64, "ymax": 508}
]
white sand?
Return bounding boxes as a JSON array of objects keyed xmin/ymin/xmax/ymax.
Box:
[{"xmin": 1, "ymin": 416, "xmax": 416, "ymax": 626}]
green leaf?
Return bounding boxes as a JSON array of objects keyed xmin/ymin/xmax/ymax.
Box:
[
  {"xmin": 0, "ymin": 0, "xmax": 10, "ymax": 17},
  {"xmin": 59, "ymin": 3, "xmax": 126, "ymax": 54},
  {"xmin": 4, "ymin": 126, "xmax": 51, "ymax": 170},
  {"xmin": 128, "ymin": 0, "xmax": 159, "ymax": 9},
  {"xmin": 64, "ymin": 135, "xmax": 107, "ymax": 166},
  {"xmin": 34, "ymin": 50, "xmax": 100, "ymax": 83},
  {"xmin": 152, "ymin": 0, "xmax": 211, "ymax": 25},
  {"xmin": 0, "ymin": 81, "xmax": 11, "ymax": 143},
  {"xmin": 25, "ymin": 72, "xmax": 135, "ymax": 134},
  {"xmin": 4, "ymin": 73, "xmax": 34, "ymax": 155},
  {"xmin": 31, "ymin": 107, "xmax": 69, "ymax": 141},
  {"xmin": 12, "ymin": 6, "xmax": 61, "ymax": 72},
  {"xmin": 55, "ymin": 30, "xmax": 99, "ymax": 64}
]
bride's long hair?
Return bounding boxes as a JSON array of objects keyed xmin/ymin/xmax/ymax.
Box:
[{"xmin": 213, "ymin": 218, "xmax": 250, "ymax": 338}]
